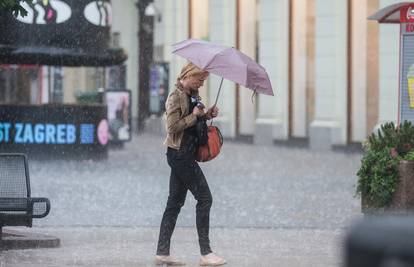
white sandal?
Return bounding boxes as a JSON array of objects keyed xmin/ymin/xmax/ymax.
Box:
[
  {"xmin": 199, "ymin": 253, "xmax": 227, "ymax": 266},
  {"xmin": 155, "ymin": 255, "xmax": 186, "ymax": 266}
]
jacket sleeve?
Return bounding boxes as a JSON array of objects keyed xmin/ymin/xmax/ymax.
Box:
[{"xmin": 165, "ymin": 93, "xmax": 197, "ymax": 134}]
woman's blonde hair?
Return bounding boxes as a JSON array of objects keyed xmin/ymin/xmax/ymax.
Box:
[{"xmin": 176, "ymin": 62, "xmax": 208, "ymax": 88}]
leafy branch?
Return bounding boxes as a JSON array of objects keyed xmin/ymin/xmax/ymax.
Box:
[{"xmin": 356, "ymin": 121, "xmax": 414, "ymax": 207}]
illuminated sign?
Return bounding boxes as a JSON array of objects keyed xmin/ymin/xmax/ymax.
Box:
[
  {"xmin": 408, "ymin": 7, "xmax": 414, "ymax": 21},
  {"xmin": 401, "ymin": 5, "xmax": 414, "ymax": 23},
  {"xmin": 0, "ymin": 123, "xmax": 76, "ymax": 144},
  {"xmin": 16, "ymin": 0, "xmax": 113, "ymax": 27},
  {"xmin": 16, "ymin": 0, "xmax": 72, "ymax": 25},
  {"xmin": 0, "ymin": 0, "xmax": 126, "ymax": 66},
  {"xmin": 84, "ymin": 1, "xmax": 112, "ymax": 26},
  {"xmin": 0, "ymin": 104, "xmax": 108, "ymax": 160}
]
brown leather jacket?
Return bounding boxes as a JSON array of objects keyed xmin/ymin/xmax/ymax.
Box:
[{"xmin": 163, "ymin": 87, "xmax": 197, "ymax": 149}]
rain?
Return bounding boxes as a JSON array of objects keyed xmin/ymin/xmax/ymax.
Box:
[{"xmin": 0, "ymin": 1, "xmax": 414, "ymax": 267}]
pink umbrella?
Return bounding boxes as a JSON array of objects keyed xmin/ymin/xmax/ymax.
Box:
[{"xmin": 172, "ymin": 38, "xmax": 274, "ymax": 105}]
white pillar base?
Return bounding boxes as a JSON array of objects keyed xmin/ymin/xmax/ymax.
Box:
[
  {"xmin": 211, "ymin": 117, "xmax": 235, "ymax": 139},
  {"xmin": 254, "ymin": 118, "xmax": 287, "ymax": 146},
  {"xmin": 309, "ymin": 120, "xmax": 343, "ymax": 150}
]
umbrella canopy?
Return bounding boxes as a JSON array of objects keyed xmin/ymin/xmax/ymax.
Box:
[{"xmin": 172, "ymin": 39, "xmax": 274, "ymax": 96}]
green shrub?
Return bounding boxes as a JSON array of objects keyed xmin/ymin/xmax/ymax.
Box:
[
  {"xmin": 356, "ymin": 121, "xmax": 414, "ymax": 207},
  {"xmin": 74, "ymin": 91, "xmax": 103, "ymax": 104},
  {"xmin": 404, "ymin": 150, "xmax": 414, "ymax": 161}
]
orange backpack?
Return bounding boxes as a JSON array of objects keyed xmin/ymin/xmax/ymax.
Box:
[{"xmin": 196, "ymin": 126, "xmax": 223, "ymax": 162}]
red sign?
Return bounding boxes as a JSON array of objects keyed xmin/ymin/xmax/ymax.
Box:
[
  {"xmin": 401, "ymin": 5, "xmax": 414, "ymax": 23},
  {"xmin": 406, "ymin": 23, "xmax": 414, "ymax": 32}
]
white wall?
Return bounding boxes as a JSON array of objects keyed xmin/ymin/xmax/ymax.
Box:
[
  {"xmin": 256, "ymin": 0, "xmax": 290, "ymax": 141},
  {"xmin": 310, "ymin": 0, "xmax": 348, "ymax": 148},
  {"xmin": 351, "ymin": 0, "xmax": 367, "ymax": 141},
  {"xmin": 208, "ymin": 0, "xmax": 237, "ymax": 137},
  {"xmin": 156, "ymin": 1, "xmax": 189, "ymax": 93},
  {"xmin": 190, "ymin": 0, "xmax": 209, "ymax": 103},
  {"xmin": 291, "ymin": 0, "xmax": 307, "ymax": 138},
  {"xmin": 238, "ymin": 0, "xmax": 257, "ymax": 136}
]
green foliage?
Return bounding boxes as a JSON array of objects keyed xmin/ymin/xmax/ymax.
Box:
[
  {"xmin": 404, "ymin": 150, "xmax": 414, "ymax": 161},
  {"xmin": 356, "ymin": 121, "xmax": 414, "ymax": 207},
  {"xmin": 74, "ymin": 91, "xmax": 102, "ymax": 104},
  {"xmin": 0, "ymin": 0, "xmax": 32, "ymax": 17}
]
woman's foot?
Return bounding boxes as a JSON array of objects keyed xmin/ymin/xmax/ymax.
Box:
[
  {"xmin": 199, "ymin": 253, "xmax": 227, "ymax": 266},
  {"xmin": 155, "ymin": 255, "xmax": 186, "ymax": 266}
]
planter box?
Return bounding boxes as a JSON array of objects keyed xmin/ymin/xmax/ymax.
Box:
[
  {"xmin": 391, "ymin": 160, "xmax": 414, "ymax": 209},
  {"xmin": 362, "ymin": 160, "xmax": 414, "ymax": 214}
]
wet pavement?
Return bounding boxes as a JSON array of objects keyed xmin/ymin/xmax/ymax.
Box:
[
  {"xmin": 1, "ymin": 227, "xmax": 344, "ymax": 267},
  {"xmin": 0, "ymin": 132, "xmax": 362, "ymax": 266}
]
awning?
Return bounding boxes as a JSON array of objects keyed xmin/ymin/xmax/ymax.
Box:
[
  {"xmin": 368, "ymin": 2, "xmax": 414, "ymax": 24},
  {"xmin": 0, "ymin": 45, "xmax": 127, "ymax": 67}
]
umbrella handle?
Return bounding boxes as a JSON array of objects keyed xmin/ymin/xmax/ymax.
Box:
[
  {"xmin": 251, "ymin": 88, "xmax": 257, "ymax": 103},
  {"xmin": 213, "ymin": 77, "xmax": 224, "ymax": 107},
  {"xmin": 210, "ymin": 77, "xmax": 224, "ymax": 126}
]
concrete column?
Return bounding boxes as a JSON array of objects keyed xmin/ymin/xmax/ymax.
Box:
[
  {"xmin": 255, "ymin": 0, "xmax": 290, "ymax": 145},
  {"xmin": 153, "ymin": 0, "xmax": 165, "ymax": 57},
  {"xmin": 189, "ymin": 0, "xmax": 209, "ymax": 104},
  {"xmin": 350, "ymin": 0, "xmax": 368, "ymax": 142},
  {"xmin": 165, "ymin": 1, "xmax": 189, "ymax": 91},
  {"xmin": 208, "ymin": 0, "xmax": 237, "ymax": 138},
  {"xmin": 366, "ymin": 0, "xmax": 379, "ymax": 135},
  {"xmin": 310, "ymin": 0, "xmax": 348, "ymax": 149},
  {"xmin": 153, "ymin": 0, "xmax": 189, "ymax": 92},
  {"xmin": 238, "ymin": 0, "xmax": 257, "ymax": 137},
  {"xmin": 291, "ymin": 0, "xmax": 307, "ymax": 138}
]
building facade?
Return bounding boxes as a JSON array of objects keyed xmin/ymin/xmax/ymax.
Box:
[{"xmin": 152, "ymin": 0, "xmax": 409, "ymax": 149}]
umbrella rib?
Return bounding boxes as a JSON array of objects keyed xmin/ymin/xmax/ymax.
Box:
[{"xmin": 201, "ymin": 48, "xmax": 227, "ymax": 69}]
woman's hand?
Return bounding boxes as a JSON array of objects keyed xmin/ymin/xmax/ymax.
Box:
[
  {"xmin": 206, "ymin": 106, "xmax": 219, "ymax": 120},
  {"xmin": 192, "ymin": 106, "xmax": 205, "ymax": 117}
]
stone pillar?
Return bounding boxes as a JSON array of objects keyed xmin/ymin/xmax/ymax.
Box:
[
  {"xmin": 189, "ymin": 0, "xmax": 209, "ymax": 103},
  {"xmin": 366, "ymin": 0, "xmax": 379, "ymax": 136},
  {"xmin": 208, "ymin": 0, "xmax": 237, "ymax": 138},
  {"xmin": 238, "ymin": 0, "xmax": 257, "ymax": 137},
  {"xmin": 310, "ymin": 0, "xmax": 348, "ymax": 149},
  {"xmin": 350, "ymin": 0, "xmax": 368, "ymax": 142},
  {"xmin": 291, "ymin": 0, "xmax": 308, "ymax": 138},
  {"xmin": 162, "ymin": 1, "xmax": 189, "ymax": 94},
  {"xmin": 254, "ymin": 0, "xmax": 290, "ymax": 145}
]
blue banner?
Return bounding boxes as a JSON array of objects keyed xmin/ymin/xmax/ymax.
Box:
[{"xmin": 0, "ymin": 104, "xmax": 108, "ymax": 160}]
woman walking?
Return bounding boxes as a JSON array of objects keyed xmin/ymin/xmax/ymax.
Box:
[{"xmin": 155, "ymin": 62, "xmax": 226, "ymax": 266}]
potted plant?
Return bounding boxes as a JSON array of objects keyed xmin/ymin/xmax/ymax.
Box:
[{"xmin": 356, "ymin": 121, "xmax": 414, "ymax": 213}]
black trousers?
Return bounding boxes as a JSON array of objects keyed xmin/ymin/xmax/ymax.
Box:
[{"xmin": 156, "ymin": 147, "xmax": 213, "ymax": 256}]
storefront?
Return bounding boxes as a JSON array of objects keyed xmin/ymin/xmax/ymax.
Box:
[{"xmin": 0, "ymin": 0, "xmax": 127, "ymax": 159}]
